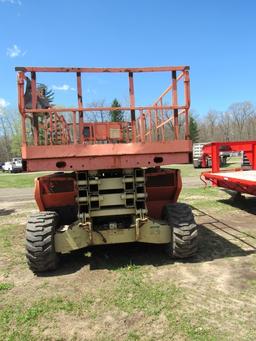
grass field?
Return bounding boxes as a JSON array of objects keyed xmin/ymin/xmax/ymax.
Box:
[
  {"xmin": 0, "ymin": 156, "xmax": 241, "ymax": 188},
  {"xmin": 1, "ymin": 156, "xmax": 256, "ymax": 340},
  {"xmin": 0, "ymin": 172, "xmax": 50, "ymax": 188},
  {"xmin": 1, "ymin": 189, "xmax": 256, "ymax": 340}
]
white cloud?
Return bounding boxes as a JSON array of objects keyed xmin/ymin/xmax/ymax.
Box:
[
  {"xmin": 52, "ymin": 84, "xmax": 76, "ymax": 91},
  {"xmin": 0, "ymin": 98, "xmax": 10, "ymax": 115},
  {"xmin": 86, "ymin": 88, "xmax": 96, "ymax": 95},
  {"xmin": 0, "ymin": 98, "xmax": 10, "ymax": 108},
  {"xmin": 6, "ymin": 44, "xmax": 25, "ymax": 58},
  {"xmin": 0, "ymin": 0, "xmax": 22, "ymax": 5}
]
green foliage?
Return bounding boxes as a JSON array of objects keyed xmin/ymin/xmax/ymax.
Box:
[
  {"xmin": 45, "ymin": 88, "xmax": 55, "ymax": 104},
  {"xmin": 189, "ymin": 114, "xmax": 200, "ymax": 142},
  {"xmin": 0, "ymin": 110, "xmax": 21, "ymax": 162},
  {"xmin": 109, "ymin": 98, "xmax": 124, "ymax": 122},
  {"xmin": 0, "ymin": 85, "xmax": 55, "ymax": 163},
  {"xmin": 37, "ymin": 83, "xmax": 55, "ymax": 105},
  {"xmin": 11, "ymin": 131, "xmax": 22, "ymax": 157},
  {"xmin": 0, "ymin": 282, "xmax": 14, "ymax": 291}
]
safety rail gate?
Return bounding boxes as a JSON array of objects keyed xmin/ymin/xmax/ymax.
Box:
[
  {"xmin": 16, "ymin": 66, "xmax": 192, "ymax": 171},
  {"xmin": 201, "ymin": 140, "xmax": 256, "ymax": 196}
]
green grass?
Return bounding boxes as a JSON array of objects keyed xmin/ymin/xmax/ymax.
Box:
[
  {"xmin": 112, "ymin": 265, "xmax": 179, "ymax": 316},
  {"xmin": 167, "ymin": 157, "xmax": 241, "ymax": 177},
  {"xmin": 0, "ymin": 224, "xmax": 21, "ymax": 250},
  {"xmin": 0, "ymin": 265, "xmax": 220, "ymax": 341},
  {"xmin": 179, "ymin": 185, "xmax": 256, "ymax": 214},
  {"xmin": 0, "ymin": 156, "xmax": 253, "ymax": 341},
  {"xmin": 0, "ymin": 282, "xmax": 14, "ymax": 292},
  {"xmin": 166, "ymin": 163, "xmax": 203, "ymax": 177},
  {"xmin": 0, "ymin": 224, "xmax": 27, "ymax": 276},
  {"xmin": 0, "ymin": 296, "xmax": 94, "ymax": 340},
  {"xmin": 179, "ymin": 186, "xmax": 235, "ymax": 211},
  {"xmin": 0, "ymin": 172, "xmax": 51, "ymax": 188},
  {"xmin": 0, "ymin": 225, "xmax": 15, "ymax": 251},
  {"xmin": 104, "ymin": 266, "xmax": 219, "ymax": 341}
]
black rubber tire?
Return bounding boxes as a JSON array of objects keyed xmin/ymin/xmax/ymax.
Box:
[
  {"xmin": 163, "ymin": 203, "xmax": 198, "ymax": 258},
  {"xmin": 193, "ymin": 161, "xmax": 201, "ymax": 169},
  {"xmin": 26, "ymin": 211, "xmax": 59, "ymax": 273}
]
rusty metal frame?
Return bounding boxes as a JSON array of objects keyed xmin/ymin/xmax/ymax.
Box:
[
  {"xmin": 16, "ymin": 66, "xmax": 189, "ymax": 73},
  {"xmin": 16, "ymin": 66, "xmax": 191, "ymax": 171}
]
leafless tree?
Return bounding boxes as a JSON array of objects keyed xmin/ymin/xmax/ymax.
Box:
[
  {"xmin": 0, "ymin": 108, "xmax": 21, "ymax": 161},
  {"xmin": 228, "ymin": 101, "xmax": 254, "ymax": 140},
  {"xmin": 197, "ymin": 101, "xmax": 256, "ymax": 143},
  {"xmin": 219, "ymin": 111, "xmax": 232, "ymax": 141},
  {"xmin": 206, "ymin": 110, "xmax": 220, "ymax": 140},
  {"xmin": 86, "ymin": 100, "xmax": 108, "ymax": 122}
]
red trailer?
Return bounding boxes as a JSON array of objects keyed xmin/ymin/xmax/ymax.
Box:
[
  {"xmin": 16, "ymin": 65, "xmax": 198, "ymax": 273},
  {"xmin": 201, "ymin": 141, "xmax": 256, "ymax": 196}
]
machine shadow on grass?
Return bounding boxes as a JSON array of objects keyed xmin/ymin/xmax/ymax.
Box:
[
  {"xmin": 88, "ymin": 217, "xmax": 256, "ymax": 271},
  {"xmin": 219, "ymin": 189, "xmax": 256, "ymax": 215},
  {"xmin": 39, "ymin": 206, "xmax": 256, "ymax": 276},
  {"xmin": 193, "ymin": 207, "xmax": 256, "ymax": 261},
  {"xmin": 0, "ymin": 208, "xmax": 15, "ymax": 216}
]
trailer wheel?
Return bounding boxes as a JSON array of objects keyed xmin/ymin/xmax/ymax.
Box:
[
  {"xmin": 26, "ymin": 211, "xmax": 59, "ymax": 273},
  {"xmin": 193, "ymin": 160, "xmax": 201, "ymax": 168},
  {"xmin": 163, "ymin": 203, "xmax": 198, "ymax": 258}
]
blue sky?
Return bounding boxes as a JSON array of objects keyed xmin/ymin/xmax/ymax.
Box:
[{"xmin": 0, "ymin": 0, "xmax": 255, "ymax": 117}]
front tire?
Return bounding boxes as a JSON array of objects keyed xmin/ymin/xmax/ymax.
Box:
[
  {"xmin": 163, "ymin": 203, "xmax": 198, "ymax": 258},
  {"xmin": 26, "ymin": 211, "xmax": 59, "ymax": 273}
]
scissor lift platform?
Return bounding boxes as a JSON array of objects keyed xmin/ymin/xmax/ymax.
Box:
[{"xmin": 15, "ymin": 66, "xmax": 191, "ymax": 172}]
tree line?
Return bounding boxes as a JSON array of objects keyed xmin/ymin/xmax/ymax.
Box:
[
  {"xmin": 191, "ymin": 101, "xmax": 256, "ymax": 143},
  {"xmin": 0, "ymin": 109, "xmax": 21, "ymax": 162}
]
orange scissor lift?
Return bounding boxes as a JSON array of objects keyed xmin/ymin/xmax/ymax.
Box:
[{"xmin": 16, "ymin": 66, "xmax": 198, "ymax": 273}]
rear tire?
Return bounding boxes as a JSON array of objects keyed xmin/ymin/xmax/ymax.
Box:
[
  {"xmin": 193, "ymin": 160, "xmax": 201, "ymax": 168},
  {"xmin": 26, "ymin": 211, "xmax": 59, "ymax": 273},
  {"xmin": 163, "ymin": 203, "xmax": 198, "ymax": 258}
]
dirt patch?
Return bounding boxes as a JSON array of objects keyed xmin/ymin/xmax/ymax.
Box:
[
  {"xmin": 37, "ymin": 310, "xmax": 178, "ymax": 341},
  {"xmin": 0, "ymin": 188, "xmax": 34, "ymax": 202}
]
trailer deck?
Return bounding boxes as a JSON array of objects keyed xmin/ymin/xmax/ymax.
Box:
[
  {"xmin": 209, "ymin": 170, "xmax": 256, "ymax": 182},
  {"xmin": 203, "ymin": 170, "xmax": 256, "ymax": 196}
]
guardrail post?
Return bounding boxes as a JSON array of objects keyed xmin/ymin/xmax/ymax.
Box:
[
  {"xmin": 72, "ymin": 111, "xmax": 77, "ymax": 144},
  {"xmin": 172, "ymin": 71, "xmax": 179, "ymax": 139},
  {"xmin": 128, "ymin": 72, "xmax": 136, "ymax": 142},
  {"xmin": 31, "ymin": 71, "xmax": 39, "ymax": 145},
  {"xmin": 77, "ymin": 72, "xmax": 83, "ymax": 143},
  {"xmin": 212, "ymin": 143, "xmax": 220, "ymax": 173}
]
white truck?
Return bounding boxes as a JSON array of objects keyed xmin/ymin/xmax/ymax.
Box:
[{"xmin": 2, "ymin": 158, "xmax": 23, "ymax": 173}]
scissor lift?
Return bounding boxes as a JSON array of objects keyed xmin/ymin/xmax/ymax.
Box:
[{"xmin": 16, "ymin": 66, "xmax": 198, "ymax": 272}]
